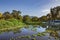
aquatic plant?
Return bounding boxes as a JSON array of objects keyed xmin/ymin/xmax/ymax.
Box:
[
  {"xmin": 20, "ymin": 36, "xmax": 25, "ymax": 38},
  {"xmin": 10, "ymin": 37, "xmax": 15, "ymax": 40},
  {"xmin": 31, "ymin": 38, "xmax": 36, "ymax": 40},
  {"xmin": 37, "ymin": 32, "xmax": 45, "ymax": 36},
  {"xmin": 32, "ymin": 34, "xmax": 37, "ymax": 37},
  {"xmin": 17, "ymin": 36, "xmax": 21, "ymax": 39},
  {"xmin": 25, "ymin": 35, "xmax": 31, "ymax": 38}
]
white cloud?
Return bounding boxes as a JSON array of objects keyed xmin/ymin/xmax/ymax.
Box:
[
  {"xmin": 41, "ymin": 9, "xmax": 50, "ymax": 16},
  {"xmin": 54, "ymin": 0, "xmax": 60, "ymax": 1},
  {"xmin": 41, "ymin": 9, "xmax": 50, "ymax": 13},
  {"xmin": 22, "ymin": 0, "xmax": 60, "ymax": 17},
  {"xmin": 37, "ymin": 0, "xmax": 60, "ymax": 17}
]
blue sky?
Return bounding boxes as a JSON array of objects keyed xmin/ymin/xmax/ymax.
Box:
[{"xmin": 0, "ymin": 0, "xmax": 60, "ymax": 17}]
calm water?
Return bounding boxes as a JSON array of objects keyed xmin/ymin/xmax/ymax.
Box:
[{"xmin": 0, "ymin": 25, "xmax": 60, "ymax": 40}]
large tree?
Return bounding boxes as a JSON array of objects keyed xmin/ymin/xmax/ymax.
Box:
[
  {"xmin": 18, "ymin": 15, "xmax": 23, "ymax": 22},
  {"xmin": 3, "ymin": 11, "xmax": 13, "ymax": 19},
  {"xmin": 23, "ymin": 15, "xmax": 31, "ymax": 22},
  {"xmin": 47, "ymin": 14, "xmax": 51, "ymax": 21},
  {"xmin": 32, "ymin": 16, "xmax": 38, "ymax": 22},
  {"xmin": 50, "ymin": 6, "xmax": 60, "ymax": 20},
  {"xmin": 38, "ymin": 16, "xmax": 47, "ymax": 22},
  {"xmin": 11, "ymin": 10, "xmax": 21, "ymax": 19},
  {"xmin": 0, "ymin": 13, "xmax": 3, "ymax": 19}
]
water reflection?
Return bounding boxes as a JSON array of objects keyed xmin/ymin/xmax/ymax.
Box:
[
  {"xmin": 0, "ymin": 25, "xmax": 60, "ymax": 40},
  {"xmin": 46, "ymin": 25, "xmax": 60, "ymax": 40}
]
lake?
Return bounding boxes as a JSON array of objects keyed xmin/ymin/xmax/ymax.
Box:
[{"xmin": 0, "ymin": 25, "xmax": 60, "ymax": 40}]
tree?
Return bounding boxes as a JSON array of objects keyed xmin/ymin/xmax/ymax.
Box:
[
  {"xmin": 3, "ymin": 11, "xmax": 13, "ymax": 19},
  {"xmin": 32, "ymin": 16, "xmax": 38, "ymax": 22},
  {"xmin": 23, "ymin": 15, "xmax": 31, "ymax": 22},
  {"xmin": 0, "ymin": 13, "xmax": 3, "ymax": 19},
  {"xmin": 18, "ymin": 15, "xmax": 23, "ymax": 22},
  {"xmin": 47, "ymin": 14, "xmax": 51, "ymax": 21},
  {"xmin": 11, "ymin": 10, "xmax": 21, "ymax": 19},
  {"xmin": 50, "ymin": 6, "xmax": 60, "ymax": 20},
  {"xmin": 38, "ymin": 16, "xmax": 47, "ymax": 22}
]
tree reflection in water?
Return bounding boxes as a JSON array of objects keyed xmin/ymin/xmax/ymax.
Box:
[{"xmin": 46, "ymin": 26, "xmax": 60, "ymax": 39}]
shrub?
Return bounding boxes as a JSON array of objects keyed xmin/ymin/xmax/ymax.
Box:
[{"xmin": 0, "ymin": 20, "xmax": 14, "ymax": 28}]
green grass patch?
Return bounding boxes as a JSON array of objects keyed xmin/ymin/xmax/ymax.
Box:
[{"xmin": 0, "ymin": 19, "xmax": 26, "ymax": 32}]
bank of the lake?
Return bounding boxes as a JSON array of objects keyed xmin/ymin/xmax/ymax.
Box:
[
  {"xmin": 0, "ymin": 19, "xmax": 45, "ymax": 32},
  {"xmin": 0, "ymin": 25, "xmax": 60, "ymax": 40},
  {"xmin": 0, "ymin": 19, "xmax": 26, "ymax": 31}
]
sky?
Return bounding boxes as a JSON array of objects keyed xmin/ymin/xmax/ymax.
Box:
[{"xmin": 0, "ymin": 0, "xmax": 60, "ymax": 17}]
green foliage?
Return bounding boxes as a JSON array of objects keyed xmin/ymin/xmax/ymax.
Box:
[
  {"xmin": 3, "ymin": 11, "xmax": 13, "ymax": 19},
  {"xmin": 0, "ymin": 10, "xmax": 48, "ymax": 26},
  {"xmin": 25, "ymin": 22, "xmax": 42, "ymax": 25},
  {"xmin": 37, "ymin": 32, "xmax": 45, "ymax": 36},
  {"xmin": 11, "ymin": 10, "xmax": 21, "ymax": 19},
  {"xmin": 23, "ymin": 15, "xmax": 31, "ymax": 22},
  {"xmin": 39, "ymin": 16, "xmax": 47, "ymax": 22},
  {"xmin": 0, "ymin": 20, "xmax": 14, "ymax": 28},
  {"xmin": 0, "ymin": 19, "xmax": 25, "ymax": 29},
  {"xmin": 0, "ymin": 13, "xmax": 2, "ymax": 16},
  {"xmin": 50, "ymin": 6, "xmax": 60, "ymax": 20},
  {"xmin": 32, "ymin": 16, "xmax": 38, "ymax": 22},
  {"xmin": 31, "ymin": 38, "xmax": 36, "ymax": 40},
  {"xmin": 25, "ymin": 35, "xmax": 31, "ymax": 38},
  {"xmin": 32, "ymin": 34, "xmax": 37, "ymax": 37},
  {"xmin": 7, "ymin": 19, "xmax": 19, "ymax": 26},
  {"xmin": 7, "ymin": 19, "xmax": 24, "ymax": 25},
  {"xmin": 0, "ymin": 6, "xmax": 60, "ymax": 29}
]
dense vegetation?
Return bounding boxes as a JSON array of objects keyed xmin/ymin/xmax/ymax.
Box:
[
  {"xmin": 0, "ymin": 10, "xmax": 47, "ymax": 26},
  {"xmin": 0, "ymin": 6, "xmax": 60, "ymax": 30}
]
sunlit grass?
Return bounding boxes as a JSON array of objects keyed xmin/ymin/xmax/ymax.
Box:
[{"xmin": 0, "ymin": 19, "xmax": 26, "ymax": 32}]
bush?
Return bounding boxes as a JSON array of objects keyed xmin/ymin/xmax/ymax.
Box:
[
  {"xmin": 7, "ymin": 19, "xmax": 25, "ymax": 26},
  {"xmin": 0, "ymin": 20, "xmax": 14, "ymax": 28},
  {"xmin": 7, "ymin": 19, "xmax": 19, "ymax": 25},
  {"xmin": 0, "ymin": 19, "xmax": 25, "ymax": 29}
]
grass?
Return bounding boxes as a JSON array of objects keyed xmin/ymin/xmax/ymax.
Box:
[
  {"xmin": 20, "ymin": 35, "xmax": 31, "ymax": 38},
  {"xmin": 16, "ymin": 35, "xmax": 31, "ymax": 39},
  {"xmin": 0, "ymin": 19, "xmax": 26, "ymax": 32},
  {"xmin": 10, "ymin": 37, "xmax": 15, "ymax": 40},
  {"xmin": 31, "ymin": 38, "xmax": 36, "ymax": 40},
  {"xmin": 25, "ymin": 35, "xmax": 31, "ymax": 38},
  {"xmin": 9, "ymin": 32, "xmax": 46, "ymax": 40},
  {"xmin": 10, "ymin": 36, "xmax": 35, "ymax": 40},
  {"xmin": 37, "ymin": 32, "xmax": 45, "ymax": 36},
  {"xmin": 32, "ymin": 34, "xmax": 37, "ymax": 37}
]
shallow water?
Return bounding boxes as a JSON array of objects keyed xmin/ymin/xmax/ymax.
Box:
[{"xmin": 0, "ymin": 25, "xmax": 60, "ymax": 40}]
